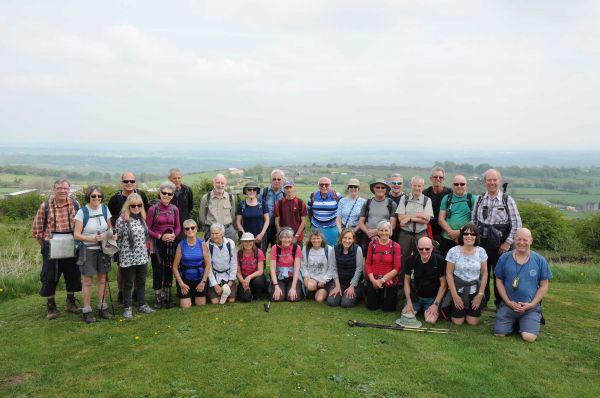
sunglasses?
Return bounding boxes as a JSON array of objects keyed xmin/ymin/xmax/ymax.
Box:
[
  {"xmin": 432, "ymin": 175, "xmax": 444, "ymax": 180},
  {"xmin": 374, "ymin": 186, "xmax": 387, "ymax": 190},
  {"xmin": 272, "ymin": 178, "xmax": 282, "ymax": 181},
  {"xmin": 246, "ymin": 188, "xmax": 258, "ymax": 192},
  {"xmin": 453, "ymin": 183, "xmax": 466, "ymax": 186},
  {"xmin": 90, "ymin": 194, "xmax": 103, "ymax": 199},
  {"xmin": 122, "ymin": 180, "xmax": 136, "ymax": 184},
  {"xmin": 390, "ymin": 182, "xmax": 403, "ymax": 186},
  {"xmin": 184, "ymin": 226, "xmax": 196, "ymax": 231},
  {"xmin": 348, "ymin": 185, "xmax": 359, "ymax": 189},
  {"xmin": 129, "ymin": 204, "xmax": 143, "ymax": 209},
  {"xmin": 418, "ymin": 247, "xmax": 432, "ymax": 252},
  {"xmin": 161, "ymin": 191, "xmax": 174, "ymax": 196},
  {"xmin": 463, "ymin": 232, "xmax": 476, "ymax": 237},
  {"xmin": 319, "ymin": 183, "xmax": 330, "ymax": 187}
]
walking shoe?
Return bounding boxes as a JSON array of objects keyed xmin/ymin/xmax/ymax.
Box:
[
  {"xmin": 123, "ymin": 307, "xmax": 133, "ymax": 319},
  {"xmin": 137, "ymin": 304, "xmax": 156, "ymax": 314},
  {"xmin": 99, "ymin": 308, "xmax": 114, "ymax": 320},
  {"xmin": 154, "ymin": 293, "xmax": 162, "ymax": 309},
  {"xmin": 83, "ymin": 311, "xmax": 96, "ymax": 324},
  {"xmin": 46, "ymin": 299, "xmax": 58, "ymax": 320},
  {"xmin": 65, "ymin": 296, "xmax": 81, "ymax": 314}
]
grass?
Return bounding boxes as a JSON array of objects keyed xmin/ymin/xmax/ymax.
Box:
[{"xmin": 0, "ymin": 281, "xmax": 599, "ymax": 397}]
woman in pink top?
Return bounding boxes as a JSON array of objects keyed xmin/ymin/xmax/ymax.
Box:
[
  {"xmin": 147, "ymin": 181, "xmax": 181, "ymax": 309},
  {"xmin": 365, "ymin": 220, "xmax": 401, "ymax": 312},
  {"xmin": 269, "ymin": 227, "xmax": 304, "ymax": 302},
  {"xmin": 236, "ymin": 232, "xmax": 267, "ymax": 301}
]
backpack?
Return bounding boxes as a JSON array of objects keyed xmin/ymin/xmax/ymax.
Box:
[
  {"xmin": 81, "ymin": 204, "xmax": 109, "ymax": 229},
  {"xmin": 150, "ymin": 203, "xmax": 177, "ymax": 230},
  {"xmin": 239, "ymin": 199, "xmax": 263, "ymax": 214},
  {"xmin": 304, "ymin": 245, "xmax": 329, "ymax": 262},
  {"xmin": 208, "ymin": 240, "xmax": 233, "ymax": 262},
  {"xmin": 203, "ymin": 191, "xmax": 235, "ymax": 224},
  {"xmin": 42, "ymin": 196, "xmax": 81, "ymax": 235},
  {"xmin": 237, "ymin": 248, "xmax": 259, "ymax": 272},
  {"xmin": 371, "ymin": 239, "xmax": 394, "ymax": 257},
  {"xmin": 403, "ymin": 194, "xmax": 430, "ymax": 209},
  {"xmin": 276, "ymin": 197, "xmax": 304, "ymax": 220},
  {"xmin": 274, "ymin": 243, "xmax": 300, "ymax": 264},
  {"xmin": 403, "ymin": 195, "xmax": 432, "ymax": 236},
  {"xmin": 363, "ymin": 197, "xmax": 395, "ymax": 223},
  {"xmin": 445, "ymin": 193, "xmax": 474, "ymax": 219}
]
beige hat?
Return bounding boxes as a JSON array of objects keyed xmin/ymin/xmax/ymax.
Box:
[
  {"xmin": 347, "ymin": 178, "xmax": 360, "ymax": 188},
  {"xmin": 240, "ymin": 232, "xmax": 255, "ymax": 241},
  {"xmin": 395, "ymin": 313, "xmax": 423, "ymax": 329}
]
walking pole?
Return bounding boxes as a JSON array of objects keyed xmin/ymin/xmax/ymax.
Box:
[{"xmin": 348, "ymin": 320, "xmax": 454, "ymax": 334}]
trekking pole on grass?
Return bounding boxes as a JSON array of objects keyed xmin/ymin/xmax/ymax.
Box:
[
  {"xmin": 105, "ymin": 261, "xmax": 115, "ymax": 317},
  {"xmin": 348, "ymin": 320, "xmax": 454, "ymax": 334}
]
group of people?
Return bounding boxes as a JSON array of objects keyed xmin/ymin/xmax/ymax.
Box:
[{"xmin": 32, "ymin": 166, "xmax": 552, "ymax": 341}]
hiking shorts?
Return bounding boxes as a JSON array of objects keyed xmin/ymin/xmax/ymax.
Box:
[
  {"xmin": 493, "ymin": 302, "xmax": 542, "ymax": 336},
  {"xmin": 451, "ymin": 292, "xmax": 483, "ymax": 319},
  {"xmin": 77, "ymin": 247, "xmax": 111, "ymax": 277},
  {"xmin": 412, "ymin": 295, "xmax": 435, "ymax": 314},
  {"xmin": 176, "ymin": 278, "xmax": 207, "ymax": 299},
  {"xmin": 39, "ymin": 243, "xmax": 81, "ymax": 297}
]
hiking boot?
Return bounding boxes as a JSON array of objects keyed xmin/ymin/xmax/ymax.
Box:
[
  {"xmin": 154, "ymin": 293, "xmax": 162, "ymax": 309},
  {"xmin": 99, "ymin": 308, "xmax": 114, "ymax": 320},
  {"xmin": 137, "ymin": 304, "xmax": 156, "ymax": 314},
  {"xmin": 123, "ymin": 307, "xmax": 133, "ymax": 319},
  {"xmin": 65, "ymin": 296, "xmax": 81, "ymax": 314},
  {"xmin": 46, "ymin": 299, "xmax": 58, "ymax": 320},
  {"xmin": 83, "ymin": 311, "xmax": 96, "ymax": 324}
]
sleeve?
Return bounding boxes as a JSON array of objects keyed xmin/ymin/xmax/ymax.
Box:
[
  {"xmin": 300, "ymin": 200, "xmax": 307, "ymax": 217},
  {"xmin": 270, "ymin": 246, "xmax": 278, "ymax": 263},
  {"xmin": 336, "ymin": 191, "xmax": 343, "ymax": 201},
  {"xmin": 228, "ymin": 241, "xmax": 237, "ymax": 281},
  {"xmin": 390, "ymin": 201, "xmax": 398, "ymax": 215},
  {"xmin": 274, "ymin": 200, "xmax": 281, "ymax": 217},
  {"xmin": 424, "ymin": 198, "xmax": 434, "ymax": 218},
  {"xmin": 445, "ymin": 247, "xmax": 457, "ymax": 263},
  {"xmin": 336, "ymin": 198, "xmax": 345, "ymax": 217},
  {"xmin": 294, "ymin": 245, "xmax": 303, "ymax": 259},
  {"xmin": 478, "ymin": 246, "xmax": 488, "ymax": 262},
  {"xmin": 537, "ymin": 253, "xmax": 552, "ymax": 281},
  {"xmin": 300, "ymin": 247, "xmax": 309, "ymax": 277},
  {"xmin": 107, "ymin": 195, "xmax": 120, "ymax": 225},
  {"xmin": 115, "ymin": 218, "xmax": 124, "ymax": 247},
  {"xmin": 235, "ymin": 201, "xmax": 243, "ymax": 216},
  {"xmin": 351, "ymin": 246, "xmax": 364, "ymax": 287},
  {"xmin": 359, "ymin": 200, "xmax": 368, "ymax": 217},
  {"xmin": 74, "ymin": 208, "xmax": 84, "ymax": 223},
  {"xmin": 173, "ymin": 208, "xmax": 181, "ymax": 237},
  {"xmin": 307, "ymin": 193, "xmax": 314, "ymax": 214},
  {"xmin": 494, "ymin": 252, "xmax": 509, "ymax": 280},
  {"xmin": 436, "ymin": 254, "xmax": 446, "ymax": 277},
  {"xmin": 146, "ymin": 207, "xmax": 160, "ymax": 240},
  {"xmin": 365, "ymin": 242, "xmax": 373, "ymax": 275},
  {"xmin": 393, "ymin": 242, "xmax": 402, "ymax": 274},
  {"xmin": 261, "ymin": 199, "xmax": 269, "ymax": 214},
  {"xmin": 258, "ymin": 249, "xmax": 266, "ymax": 262},
  {"xmin": 440, "ymin": 195, "xmax": 449, "ymax": 211},
  {"xmin": 32, "ymin": 202, "xmax": 46, "ymax": 239},
  {"xmin": 505, "ymin": 196, "xmax": 522, "ymax": 244},
  {"xmin": 403, "ymin": 255, "xmax": 414, "ymax": 277},
  {"xmin": 395, "ymin": 199, "xmax": 406, "ymax": 216}
]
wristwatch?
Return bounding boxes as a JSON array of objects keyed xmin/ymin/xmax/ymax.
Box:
[{"xmin": 433, "ymin": 301, "xmax": 439, "ymax": 306}]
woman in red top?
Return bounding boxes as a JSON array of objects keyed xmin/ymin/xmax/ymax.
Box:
[
  {"xmin": 236, "ymin": 232, "xmax": 267, "ymax": 302},
  {"xmin": 269, "ymin": 227, "xmax": 304, "ymax": 302},
  {"xmin": 365, "ymin": 220, "xmax": 402, "ymax": 312}
]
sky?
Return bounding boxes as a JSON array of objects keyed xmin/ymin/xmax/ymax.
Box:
[{"xmin": 1, "ymin": 0, "xmax": 599, "ymax": 150}]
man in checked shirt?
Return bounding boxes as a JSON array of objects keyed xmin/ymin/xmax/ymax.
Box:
[{"xmin": 472, "ymin": 169, "xmax": 522, "ymax": 309}]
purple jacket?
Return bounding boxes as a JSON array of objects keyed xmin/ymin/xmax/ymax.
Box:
[{"xmin": 147, "ymin": 202, "xmax": 181, "ymax": 239}]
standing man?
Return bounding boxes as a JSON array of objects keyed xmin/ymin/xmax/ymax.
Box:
[
  {"xmin": 493, "ymin": 228, "xmax": 551, "ymax": 342},
  {"xmin": 402, "ymin": 237, "xmax": 446, "ymax": 324},
  {"xmin": 388, "ymin": 173, "xmax": 406, "ymax": 242},
  {"xmin": 307, "ymin": 177, "xmax": 343, "ymax": 246},
  {"xmin": 262, "ymin": 169, "xmax": 285, "ymax": 251},
  {"xmin": 32, "ymin": 179, "xmax": 82, "ymax": 319},
  {"xmin": 357, "ymin": 179, "xmax": 397, "ymax": 257},
  {"xmin": 395, "ymin": 176, "xmax": 433, "ymax": 261},
  {"xmin": 472, "ymin": 168, "xmax": 522, "ymax": 308},
  {"xmin": 107, "ymin": 171, "xmax": 150, "ymax": 306},
  {"xmin": 275, "ymin": 180, "xmax": 307, "ymax": 245},
  {"xmin": 168, "ymin": 168, "xmax": 194, "ymax": 239},
  {"xmin": 199, "ymin": 174, "xmax": 236, "ymax": 241},
  {"xmin": 438, "ymin": 175, "xmax": 474, "ymax": 257},
  {"xmin": 423, "ymin": 166, "xmax": 452, "ymax": 244}
]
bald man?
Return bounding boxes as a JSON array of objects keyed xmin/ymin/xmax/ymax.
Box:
[{"xmin": 493, "ymin": 228, "xmax": 552, "ymax": 342}]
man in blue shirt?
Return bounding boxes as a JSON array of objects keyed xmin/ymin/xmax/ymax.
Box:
[
  {"xmin": 307, "ymin": 177, "xmax": 342, "ymax": 246},
  {"xmin": 493, "ymin": 228, "xmax": 552, "ymax": 342}
]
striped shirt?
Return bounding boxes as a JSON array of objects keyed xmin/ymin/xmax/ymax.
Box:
[
  {"xmin": 308, "ymin": 190, "xmax": 343, "ymax": 228},
  {"xmin": 472, "ymin": 191, "xmax": 521, "ymax": 244},
  {"xmin": 32, "ymin": 197, "xmax": 79, "ymax": 241}
]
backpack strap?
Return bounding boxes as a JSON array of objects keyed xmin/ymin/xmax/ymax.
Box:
[
  {"xmin": 364, "ymin": 198, "xmax": 372, "ymax": 222},
  {"xmin": 467, "ymin": 193, "xmax": 473, "ymax": 210},
  {"xmin": 203, "ymin": 191, "xmax": 212, "ymax": 225},
  {"xmin": 473, "ymin": 194, "xmax": 485, "ymax": 224},
  {"xmin": 82, "ymin": 206, "xmax": 90, "ymax": 228},
  {"xmin": 43, "ymin": 198, "xmax": 50, "ymax": 234}
]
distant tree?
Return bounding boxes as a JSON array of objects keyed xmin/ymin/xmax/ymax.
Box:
[{"xmin": 519, "ymin": 203, "xmax": 574, "ymax": 251}]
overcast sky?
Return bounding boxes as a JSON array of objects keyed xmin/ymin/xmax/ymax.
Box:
[{"xmin": 1, "ymin": 0, "xmax": 599, "ymax": 150}]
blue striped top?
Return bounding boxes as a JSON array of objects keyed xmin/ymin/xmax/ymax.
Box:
[{"xmin": 308, "ymin": 190, "xmax": 343, "ymax": 228}]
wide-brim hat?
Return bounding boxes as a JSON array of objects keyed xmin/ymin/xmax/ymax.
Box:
[
  {"xmin": 240, "ymin": 232, "xmax": 255, "ymax": 241},
  {"xmin": 346, "ymin": 178, "xmax": 360, "ymax": 188},
  {"xmin": 369, "ymin": 179, "xmax": 391, "ymax": 195},
  {"xmin": 395, "ymin": 313, "xmax": 422, "ymax": 329},
  {"xmin": 243, "ymin": 181, "xmax": 260, "ymax": 195}
]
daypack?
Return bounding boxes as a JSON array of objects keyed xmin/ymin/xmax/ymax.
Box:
[
  {"xmin": 370, "ymin": 239, "xmax": 395, "ymax": 257},
  {"xmin": 403, "ymin": 195, "xmax": 432, "ymax": 237},
  {"xmin": 237, "ymin": 248, "xmax": 259, "ymax": 276},
  {"xmin": 203, "ymin": 191, "xmax": 234, "ymax": 224},
  {"xmin": 445, "ymin": 193, "xmax": 474, "ymax": 219},
  {"xmin": 81, "ymin": 204, "xmax": 109, "ymax": 229},
  {"xmin": 239, "ymin": 199, "xmax": 263, "ymax": 214},
  {"xmin": 363, "ymin": 197, "xmax": 395, "ymax": 223},
  {"xmin": 304, "ymin": 245, "xmax": 329, "ymax": 262},
  {"xmin": 276, "ymin": 197, "xmax": 305, "ymax": 220},
  {"xmin": 208, "ymin": 240, "xmax": 233, "ymax": 263},
  {"xmin": 274, "ymin": 243, "xmax": 300, "ymax": 264},
  {"xmin": 473, "ymin": 188, "xmax": 512, "ymax": 244},
  {"xmin": 403, "ymin": 194, "xmax": 430, "ymax": 210},
  {"xmin": 150, "ymin": 203, "xmax": 177, "ymax": 230}
]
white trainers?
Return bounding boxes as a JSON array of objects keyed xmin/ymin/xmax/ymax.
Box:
[
  {"xmin": 137, "ymin": 304, "xmax": 156, "ymax": 314},
  {"xmin": 219, "ymin": 284, "xmax": 231, "ymax": 304},
  {"xmin": 123, "ymin": 308, "xmax": 133, "ymax": 319}
]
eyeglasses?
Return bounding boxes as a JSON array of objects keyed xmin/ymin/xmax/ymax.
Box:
[
  {"xmin": 390, "ymin": 182, "xmax": 403, "ymax": 186},
  {"xmin": 90, "ymin": 194, "xmax": 103, "ymax": 199},
  {"xmin": 463, "ymin": 232, "xmax": 476, "ymax": 237},
  {"xmin": 418, "ymin": 247, "xmax": 432, "ymax": 252},
  {"xmin": 246, "ymin": 188, "xmax": 258, "ymax": 192},
  {"xmin": 319, "ymin": 183, "xmax": 330, "ymax": 187},
  {"xmin": 348, "ymin": 185, "xmax": 358, "ymax": 189},
  {"xmin": 453, "ymin": 183, "xmax": 466, "ymax": 186},
  {"xmin": 122, "ymin": 180, "xmax": 136, "ymax": 184},
  {"xmin": 432, "ymin": 175, "xmax": 444, "ymax": 180},
  {"xmin": 184, "ymin": 226, "xmax": 196, "ymax": 231},
  {"xmin": 160, "ymin": 191, "xmax": 174, "ymax": 196},
  {"xmin": 129, "ymin": 204, "xmax": 143, "ymax": 209}
]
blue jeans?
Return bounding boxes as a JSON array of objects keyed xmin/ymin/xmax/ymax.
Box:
[{"xmin": 412, "ymin": 295, "xmax": 435, "ymax": 314}]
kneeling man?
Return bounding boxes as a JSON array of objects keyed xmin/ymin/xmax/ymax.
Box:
[
  {"xmin": 402, "ymin": 237, "xmax": 446, "ymax": 324},
  {"xmin": 493, "ymin": 228, "xmax": 552, "ymax": 342}
]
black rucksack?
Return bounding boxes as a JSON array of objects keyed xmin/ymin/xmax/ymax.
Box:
[
  {"xmin": 445, "ymin": 193, "xmax": 473, "ymax": 219},
  {"xmin": 363, "ymin": 197, "xmax": 395, "ymax": 223}
]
